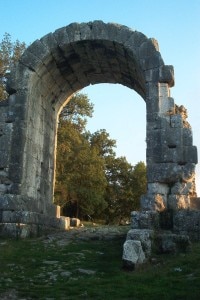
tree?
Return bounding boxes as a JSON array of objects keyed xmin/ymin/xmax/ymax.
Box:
[
  {"xmin": 131, "ymin": 161, "xmax": 147, "ymax": 210},
  {"xmin": 104, "ymin": 156, "xmax": 133, "ymax": 223},
  {"xmin": 54, "ymin": 93, "xmax": 107, "ymax": 218},
  {"xmin": 60, "ymin": 93, "xmax": 94, "ymax": 131},
  {"xmin": 0, "ymin": 33, "xmax": 26, "ymax": 100},
  {"xmin": 89, "ymin": 129, "xmax": 116, "ymax": 157}
]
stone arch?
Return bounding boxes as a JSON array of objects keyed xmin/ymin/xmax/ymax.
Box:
[{"xmin": 0, "ymin": 21, "xmax": 198, "ymax": 236}]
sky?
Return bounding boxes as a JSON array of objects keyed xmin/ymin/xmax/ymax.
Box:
[{"xmin": 0, "ymin": 0, "xmax": 200, "ymax": 192}]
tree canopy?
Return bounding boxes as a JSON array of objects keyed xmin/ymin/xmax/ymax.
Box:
[{"xmin": 0, "ymin": 32, "xmax": 26, "ymax": 100}]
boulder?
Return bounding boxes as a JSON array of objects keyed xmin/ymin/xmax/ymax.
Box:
[{"xmin": 122, "ymin": 240, "xmax": 146, "ymax": 270}]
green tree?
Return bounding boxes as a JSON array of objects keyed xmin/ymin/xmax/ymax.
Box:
[
  {"xmin": 0, "ymin": 33, "xmax": 26, "ymax": 100},
  {"xmin": 88, "ymin": 130, "xmax": 147, "ymax": 223},
  {"xmin": 55, "ymin": 94, "xmax": 107, "ymax": 218},
  {"xmin": 60, "ymin": 93, "xmax": 94, "ymax": 131},
  {"xmin": 104, "ymin": 156, "xmax": 134, "ymax": 224},
  {"xmin": 89, "ymin": 129, "xmax": 116, "ymax": 157},
  {"xmin": 131, "ymin": 161, "xmax": 147, "ymax": 210}
]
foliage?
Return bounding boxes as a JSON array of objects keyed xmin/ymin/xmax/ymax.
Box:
[
  {"xmin": 105, "ymin": 158, "xmax": 146, "ymax": 224},
  {"xmin": 55, "ymin": 94, "xmax": 107, "ymax": 218},
  {"xmin": 89, "ymin": 128, "xmax": 116, "ymax": 157},
  {"xmin": 1, "ymin": 236, "xmax": 200, "ymax": 299},
  {"xmin": 0, "ymin": 33, "xmax": 26, "ymax": 100},
  {"xmin": 131, "ymin": 161, "xmax": 147, "ymax": 209},
  {"xmin": 60, "ymin": 93, "xmax": 94, "ymax": 131},
  {"xmin": 55, "ymin": 92, "xmax": 147, "ymax": 221}
]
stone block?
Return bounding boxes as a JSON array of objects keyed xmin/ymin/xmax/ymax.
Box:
[
  {"xmin": 159, "ymin": 96, "xmax": 175, "ymax": 115},
  {"xmin": 164, "ymin": 127, "xmax": 183, "ymax": 147},
  {"xmin": 163, "ymin": 146, "xmax": 183, "ymax": 164},
  {"xmin": 147, "ymin": 183, "xmax": 169, "ymax": 195},
  {"xmin": 130, "ymin": 211, "xmax": 141, "ymax": 229},
  {"xmin": 171, "ymin": 114, "xmax": 183, "ymax": 128},
  {"xmin": 155, "ymin": 233, "xmax": 191, "ymax": 254},
  {"xmin": 173, "ymin": 210, "xmax": 200, "ymax": 237},
  {"xmin": 171, "ymin": 182, "xmax": 193, "ymax": 195},
  {"xmin": 0, "ymin": 184, "xmax": 7, "ymax": 194},
  {"xmin": 159, "ymin": 65, "xmax": 174, "ymax": 87},
  {"xmin": 122, "ymin": 240, "xmax": 146, "ymax": 270},
  {"xmin": 147, "ymin": 163, "xmax": 182, "ymax": 183},
  {"xmin": 141, "ymin": 193, "xmax": 167, "ymax": 212},
  {"xmin": 40, "ymin": 32, "xmax": 58, "ymax": 53},
  {"xmin": 182, "ymin": 128, "xmax": 193, "ymax": 145},
  {"xmin": 60, "ymin": 216, "xmax": 70, "ymax": 230},
  {"xmin": 0, "ymin": 150, "xmax": 10, "ymax": 168},
  {"xmin": 126, "ymin": 229, "xmax": 154, "ymax": 257},
  {"xmin": 144, "ymin": 68, "xmax": 159, "ymax": 82},
  {"xmin": 131, "ymin": 210, "xmax": 159, "ymax": 230},
  {"xmin": 182, "ymin": 163, "xmax": 196, "ymax": 182},
  {"xmin": 183, "ymin": 146, "xmax": 198, "ymax": 164},
  {"xmin": 147, "ymin": 115, "xmax": 170, "ymax": 130},
  {"xmin": 70, "ymin": 218, "xmax": 80, "ymax": 227},
  {"xmin": 159, "ymin": 209, "xmax": 173, "ymax": 230},
  {"xmin": 140, "ymin": 51, "xmax": 164, "ymax": 70},
  {"xmin": 190, "ymin": 197, "xmax": 200, "ymax": 210},
  {"xmin": 168, "ymin": 195, "xmax": 190, "ymax": 210},
  {"xmin": 139, "ymin": 39, "xmax": 159, "ymax": 59}
]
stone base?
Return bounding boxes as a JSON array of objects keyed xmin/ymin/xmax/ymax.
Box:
[
  {"xmin": 0, "ymin": 211, "xmax": 69, "ymax": 238},
  {"xmin": 131, "ymin": 209, "xmax": 200, "ymax": 242},
  {"xmin": 173, "ymin": 209, "xmax": 200, "ymax": 241}
]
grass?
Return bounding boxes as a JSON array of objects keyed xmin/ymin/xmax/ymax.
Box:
[{"xmin": 0, "ymin": 233, "xmax": 200, "ymax": 299}]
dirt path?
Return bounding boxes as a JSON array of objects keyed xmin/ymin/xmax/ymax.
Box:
[{"xmin": 41, "ymin": 225, "xmax": 130, "ymax": 245}]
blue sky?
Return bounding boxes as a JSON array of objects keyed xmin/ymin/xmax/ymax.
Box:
[{"xmin": 0, "ymin": 0, "xmax": 200, "ymax": 191}]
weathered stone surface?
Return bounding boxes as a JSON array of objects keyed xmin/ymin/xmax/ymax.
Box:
[
  {"xmin": 131, "ymin": 211, "xmax": 159, "ymax": 230},
  {"xmin": 190, "ymin": 197, "xmax": 200, "ymax": 210},
  {"xmin": 126, "ymin": 229, "xmax": 153, "ymax": 257},
  {"xmin": 60, "ymin": 216, "xmax": 70, "ymax": 230},
  {"xmin": 154, "ymin": 233, "xmax": 191, "ymax": 254},
  {"xmin": 173, "ymin": 210, "xmax": 200, "ymax": 241},
  {"xmin": 70, "ymin": 218, "xmax": 80, "ymax": 227},
  {"xmin": 168, "ymin": 195, "xmax": 190, "ymax": 210},
  {"xmin": 122, "ymin": 240, "xmax": 146, "ymax": 270},
  {"xmin": 141, "ymin": 193, "xmax": 167, "ymax": 211},
  {"xmin": 159, "ymin": 65, "xmax": 174, "ymax": 87}
]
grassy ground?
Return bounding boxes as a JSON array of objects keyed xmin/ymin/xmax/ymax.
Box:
[{"xmin": 0, "ymin": 233, "xmax": 200, "ymax": 299}]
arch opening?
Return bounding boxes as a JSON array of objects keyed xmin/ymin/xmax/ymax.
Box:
[{"xmin": 55, "ymin": 83, "xmax": 146, "ymax": 221}]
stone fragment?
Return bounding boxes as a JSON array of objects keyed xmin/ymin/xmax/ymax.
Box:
[
  {"xmin": 122, "ymin": 240, "xmax": 146, "ymax": 270},
  {"xmin": 60, "ymin": 216, "xmax": 70, "ymax": 230},
  {"xmin": 60, "ymin": 271, "xmax": 72, "ymax": 277},
  {"xmin": 70, "ymin": 218, "xmax": 80, "ymax": 227},
  {"xmin": 126, "ymin": 229, "xmax": 153, "ymax": 257},
  {"xmin": 77, "ymin": 268, "xmax": 96, "ymax": 275}
]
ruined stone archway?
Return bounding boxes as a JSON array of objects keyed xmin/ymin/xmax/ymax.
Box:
[{"xmin": 0, "ymin": 21, "xmax": 198, "ymax": 236}]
